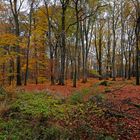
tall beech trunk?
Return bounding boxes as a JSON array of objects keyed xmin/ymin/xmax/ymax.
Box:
[
  {"xmin": 44, "ymin": 1, "xmax": 55, "ymax": 85},
  {"xmin": 135, "ymin": 16, "xmax": 140, "ymax": 85},
  {"xmin": 59, "ymin": 0, "xmax": 69, "ymax": 85},
  {"xmin": 73, "ymin": 0, "xmax": 79, "ymax": 87},
  {"xmin": 24, "ymin": 1, "xmax": 34, "ymax": 85},
  {"xmin": 10, "ymin": 0, "xmax": 22, "ymax": 86}
]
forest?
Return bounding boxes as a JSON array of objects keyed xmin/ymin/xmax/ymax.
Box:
[{"xmin": 0, "ymin": 0, "xmax": 140, "ymax": 139}]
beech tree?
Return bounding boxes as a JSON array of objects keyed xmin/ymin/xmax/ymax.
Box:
[
  {"xmin": 9, "ymin": 0, "xmax": 24, "ymax": 85},
  {"xmin": 24, "ymin": 0, "xmax": 34, "ymax": 85}
]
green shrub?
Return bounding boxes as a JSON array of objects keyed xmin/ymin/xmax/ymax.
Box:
[
  {"xmin": 70, "ymin": 91, "xmax": 83, "ymax": 104},
  {"xmin": 8, "ymin": 91, "xmax": 75, "ymax": 119},
  {"xmin": 69, "ymin": 88, "xmax": 91, "ymax": 104},
  {"xmin": 89, "ymin": 93, "xmax": 107, "ymax": 107},
  {"xmin": 0, "ymin": 117, "xmax": 63, "ymax": 140},
  {"xmin": 0, "ymin": 92, "xmax": 72, "ymax": 140}
]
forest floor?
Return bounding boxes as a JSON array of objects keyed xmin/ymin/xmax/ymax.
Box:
[
  {"xmin": 0, "ymin": 78, "xmax": 140, "ymax": 140},
  {"xmin": 23, "ymin": 78, "xmax": 140, "ymax": 101},
  {"xmin": 22, "ymin": 78, "xmax": 140, "ymax": 139}
]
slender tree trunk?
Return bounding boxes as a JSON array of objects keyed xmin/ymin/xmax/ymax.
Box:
[
  {"xmin": 120, "ymin": 0, "xmax": 124, "ymax": 79},
  {"xmin": 80, "ymin": 21, "xmax": 86, "ymax": 83},
  {"xmin": 35, "ymin": 47, "xmax": 38, "ymax": 85},
  {"xmin": 24, "ymin": 1, "xmax": 33, "ymax": 85},
  {"xmin": 106, "ymin": 16, "xmax": 111, "ymax": 79},
  {"xmin": 65, "ymin": 54, "xmax": 69, "ymax": 80},
  {"xmin": 59, "ymin": 1, "xmax": 69, "ymax": 85},
  {"xmin": 135, "ymin": 16, "xmax": 140, "ymax": 85},
  {"xmin": 98, "ymin": 30, "xmax": 102, "ymax": 80},
  {"xmin": 132, "ymin": 51, "xmax": 135, "ymax": 77},
  {"xmin": 73, "ymin": 0, "xmax": 79, "ymax": 87},
  {"xmin": 70, "ymin": 59, "xmax": 74, "ymax": 80},
  {"xmin": 54, "ymin": 43, "xmax": 58, "ymax": 82},
  {"xmin": 15, "ymin": 16, "xmax": 22, "ymax": 85},
  {"xmin": 44, "ymin": 1, "xmax": 55, "ymax": 85},
  {"xmin": 128, "ymin": 43, "xmax": 131, "ymax": 80},
  {"xmin": 112, "ymin": 29, "xmax": 116, "ymax": 81},
  {"xmin": 111, "ymin": 0, "xmax": 118, "ymax": 81},
  {"xmin": 9, "ymin": 0, "xmax": 22, "ymax": 85}
]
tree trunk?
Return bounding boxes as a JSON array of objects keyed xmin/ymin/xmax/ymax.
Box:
[
  {"xmin": 24, "ymin": 1, "xmax": 34, "ymax": 85},
  {"xmin": 73, "ymin": 0, "xmax": 79, "ymax": 87},
  {"xmin": 59, "ymin": 1, "xmax": 69, "ymax": 85},
  {"xmin": 135, "ymin": 16, "xmax": 140, "ymax": 85}
]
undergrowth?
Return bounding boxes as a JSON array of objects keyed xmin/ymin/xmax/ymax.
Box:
[{"xmin": 0, "ymin": 87, "xmax": 128, "ymax": 140}]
